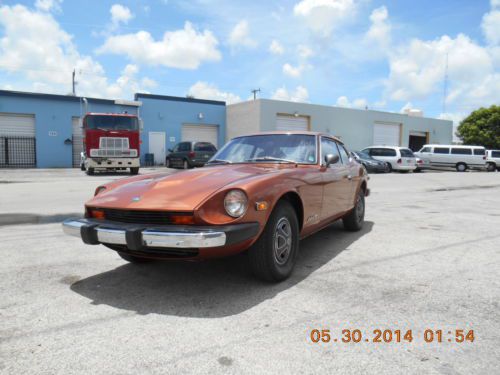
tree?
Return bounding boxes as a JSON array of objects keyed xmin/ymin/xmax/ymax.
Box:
[{"xmin": 457, "ymin": 105, "xmax": 500, "ymax": 149}]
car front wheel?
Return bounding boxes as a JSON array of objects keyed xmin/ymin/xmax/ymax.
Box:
[
  {"xmin": 343, "ymin": 189, "xmax": 365, "ymax": 231},
  {"xmin": 456, "ymin": 163, "xmax": 467, "ymax": 172},
  {"xmin": 248, "ymin": 201, "xmax": 299, "ymax": 282}
]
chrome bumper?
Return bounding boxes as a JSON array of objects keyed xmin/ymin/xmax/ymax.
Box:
[{"xmin": 62, "ymin": 218, "xmax": 259, "ymax": 250}]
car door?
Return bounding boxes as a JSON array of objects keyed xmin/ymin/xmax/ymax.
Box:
[
  {"xmin": 320, "ymin": 137, "xmax": 352, "ymax": 220},
  {"xmin": 416, "ymin": 146, "xmax": 432, "ymax": 166},
  {"xmin": 337, "ymin": 143, "xmax": 358, "ymax": 210}
]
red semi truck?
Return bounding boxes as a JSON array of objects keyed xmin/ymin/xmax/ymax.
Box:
[{"xmin": 80, "ymin": 113, "xmax": 141, "ymax": 175}]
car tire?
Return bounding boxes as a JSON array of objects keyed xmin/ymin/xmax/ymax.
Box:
[
  {"xmin": 456, "ymin": 163, "xmax": 467, "ymax": 172},
  {"xmin": 386, "ymin": 163, "xmax": 392, "ymax": 172},
  {"xmin": 486, "ymin": 162, "xmax": 496, "ymax": 172},
  {"xmin": 248, "ymin": 200, "xmax": 299, "ymax": 282},
  {"xmin": 130, "ymin": 167, "xmax": 139, "ymax": 175},
  {"xmin": 166, "ymin": 158, "xmax": 171, "ymax": 168},
  {"xmin": 86, "ymin": 168, "xmax": 94, "ymax": 175},
  {"xmin": 80, "ymin": 164, "xmax": 86, "ymax": 171},
  {"xmin": 183, "ymin": 160, "xmax": 189, "ymax": 169},
  {"xmin": 342, "ymin": 189, "xmax": 365, "ymax": 232}
]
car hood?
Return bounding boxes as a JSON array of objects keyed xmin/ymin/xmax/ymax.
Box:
[{"xmin": 87, "ymin": 164, "xmax": 281, "ymax": 211}]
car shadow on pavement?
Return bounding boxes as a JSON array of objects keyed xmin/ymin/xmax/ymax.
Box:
[{"xmin": 71, "ymin": 220, "xmax": 374, "ymax": 317}]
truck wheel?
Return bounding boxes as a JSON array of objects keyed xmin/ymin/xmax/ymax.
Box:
[
  {"xmin": 343, "ymin": 190, "xmax": 365, "ymax": 232},
  {"xmin": 248, "ymin": 201, "xmax": 299, "ymax": 282},
  {"xmin": 456, "ymin": 163, "xmax": 467, "ymax": 172},
  {"xmin": 86, "ymin": 168, "xmax": 94, "ymax": 175},
  {"xmin": 80, "ymin": 164, "xmax": 86, "ymax": 171},
  {"xmin": 130, "ymin": 167, "xmax": 139, "ymax": 175},
  {"xmin": 486, "ymin": 162, "xmax": 496, "ymax": 172}
]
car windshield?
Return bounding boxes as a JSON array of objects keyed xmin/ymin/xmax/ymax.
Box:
[
  {"xmin": 85, "ymin": 115, "xmax": 138, "ymax": 131},
  {"xmin": 209, "ymin": 134, "xmax": 317, "ymax": 164}
]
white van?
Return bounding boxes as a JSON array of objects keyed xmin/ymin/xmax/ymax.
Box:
[
  {"xmin": 414, "ymin": 144, "xmax": 486, "ymax": 172},
  {"xmin": 361, "ymin": 146, "xmax": 417, "ymax": 172},
  {"xmin": 486, "ymin": 150, "xmax": 500, "ymax": 172}
]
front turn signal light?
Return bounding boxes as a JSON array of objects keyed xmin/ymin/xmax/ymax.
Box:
[
  {"xmin": 89, "ymin": 209, "xmax": 105, "ymax": 220},
  {"xmin": 171, "ymin": 215, "xmax": 194, "ymax": 225},
  {"xmin": 255, "ymin": 201, "xmax": 269, "ymax": 211}
]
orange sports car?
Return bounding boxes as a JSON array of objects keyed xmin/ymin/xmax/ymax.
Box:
[{"xmin": 63, "ymin": 131, "xmax": 369, "ymax": 281}]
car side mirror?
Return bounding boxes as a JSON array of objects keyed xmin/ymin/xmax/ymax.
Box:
[{"xmin": 324, "ymin": 154, "xmax": 339, "ymax": 167}]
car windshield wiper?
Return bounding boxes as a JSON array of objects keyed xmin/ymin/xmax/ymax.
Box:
[
  {"xmin": 207, "ymin": 159, "xmax": 232, "ymax": 164},
  {"xmin": 245, "ymin": 156, "xmax": 296, "ymax": 164}
]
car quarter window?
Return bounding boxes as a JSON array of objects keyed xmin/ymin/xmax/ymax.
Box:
[
  {"xmin": 338, "ymin": 144, "xmax": 350, "ymax": 164},
  {"xmin": 451, "ymin": 148, "xmax": 472, "ymax": 155},
  {"xmin": 433, "ymin": 147, "xmax": 449, "ymax": 154},
  {"xmin": 321, "ymin": 138, "xmax": 340, "ymax": 166},
  {"xmin": 473, "ymin": 149, "xmax": 485, "ymax": 156},
  {"xmin": 492, "ymin": 151, "xmax": 500, "ymax": 158}
]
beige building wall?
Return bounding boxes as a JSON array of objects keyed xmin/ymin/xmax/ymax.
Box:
[{"xmin": 226, "ymin": 100, "xmax": 261, "ymax": 141}]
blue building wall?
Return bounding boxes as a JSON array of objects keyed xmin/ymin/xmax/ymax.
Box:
[
  {"xmin": 0, "ymin": 91, "xmax": 138, "ymax": 168},
  {"xmin": 135, "ymin": 94, "xmax": 226, "ymax": 164},
  {"xmin": 0, "ymin": 90, "xmax": 226, "ymax": 168}
]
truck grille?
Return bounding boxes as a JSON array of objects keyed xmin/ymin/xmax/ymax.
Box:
[
  {"xmin": 90, "ymin": 137, "xmax": 137, "ymax": 157},
  {"xmin": 102, "ymin": 209, "xmax": 193, "ymax": 225}
]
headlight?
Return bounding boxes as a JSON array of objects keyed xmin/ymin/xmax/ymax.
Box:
[{"xmin": 224, "ymin": 190, "xmax": 248, "ymax": 218}]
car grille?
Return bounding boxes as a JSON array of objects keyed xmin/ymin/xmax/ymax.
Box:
[{"xmin": 102, "ymin": 209, "xmax": 193, "ymax": 225}]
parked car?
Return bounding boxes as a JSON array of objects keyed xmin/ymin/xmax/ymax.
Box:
[
  {"xmin": 414, "ymin": 144, "xmax": 486, "ymax": 172},
  {"xmin": 62, "ymin": 132, "xmax": 370, "ymax": 282},
  {"xmin": 361, "ymin": 146, "xmax": 417, "ymax": 172},
  {"xmin": 165, "ymin": 141, "xmax": 217, "ymax": 169},
  {"xmin": 486, "ymin": 150, "xmax": 500, "ymax": 172},
  {"xmin": 351, "ymin": 151, "xmax": 390, "ymax": 173}
]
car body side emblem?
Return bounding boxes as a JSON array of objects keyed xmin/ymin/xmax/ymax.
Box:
[{"xmin": 131, "ymin": 196, "xmax": 141, "ymax": 202}]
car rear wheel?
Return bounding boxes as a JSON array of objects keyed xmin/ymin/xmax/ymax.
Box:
[
  {"xmin": 486, "ymin": 162, "xmax": 496, "ymax": 172},
  {"xmin": 456, "ymin": 163, "xmax": 467, "ymax": 172},
  {"xmin": 386, "ymin": 163, "xmax": 392, "ymax": 172},
  {"xmin": 248, "ymin": 201, "xmax": 299, "ymax": 282},
  {"xmin": 342, "ymin": 190, "xmax": 365, "ymax": 232}
]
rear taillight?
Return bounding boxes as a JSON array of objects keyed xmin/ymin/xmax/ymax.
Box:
[
  {"xmin": 188, "ymin": 151, "xmax": 195, "ymax": 158},
  {"xmin": 397, "ymin": 158, "xmax": 402, "ymax": 164}
]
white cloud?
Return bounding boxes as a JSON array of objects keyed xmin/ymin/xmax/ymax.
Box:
[
  {"xmin": 272, "ymin": 86, "xmax": 309, "ymax": 102},
  {"xmin": 386, "ymin": 33, "xmax": 498, "ymax": 110},
  {"xmin": 0, "ymin": 4, "xmax": 153, "ymax": 99},
  {"xmin": 98, "ymin": 22, "xmax": 221, "ymax": 69},
  {"xmin": 269, "ymin": 40, "xmax": 285, "ymax": 55},
  {"xmin": 107, "ymin": 64, "xmax": 157, "ymax": 97},
  {"xmin": 110, "ymin": 4, "xmax": 133, "ymax": 27},
  {"xmin": 282, "ymin": 63, "xmax": 309, "ymax": 78},
  {"xmin": 188, "ymin": 81, "xmax": 241, "ymax": 104},
  {"xmin": 297, "ymin": 45, "xmax": 313, "ymax": 59},
  {"xmin": 482, "ymin": 9, "xmax": 500, "ymax": 45},
  {"xmin": 35, "ymin": 0, "xmax": 62, "ymax": 12},
  {"xmin": 293, "ymin": 0, "xmax": 357, "ymax": 37},
  {"xmin": 335, "ymin": 96, "xmax": 367, "ymax": 109},
  {"xmin": 365, "ymin": 6, "xmax": 391, "ymax": 50},
  {"xmin": 228, "ymin": 20, "xmax": 257, "ymax": 48},
  {"xmin": 491, "ymin": 0, "xmax": 500, "ymax": 8}
]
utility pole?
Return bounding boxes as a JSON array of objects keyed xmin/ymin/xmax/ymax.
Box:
[
  {"xmin": 72, "ymin": 69, "xmax": 77, "ymax": 96},
  {"xmin": 251, "ymin": 88, "xmax": 261, "ymax": 100},
  {"xmin": 442, "ymin": 53, "xmax": 449, "ymax": 114}
]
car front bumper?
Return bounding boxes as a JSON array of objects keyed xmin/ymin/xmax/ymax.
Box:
[{"xmin": 62, "ymin": 218, "xmax": 260, "ymax": 251}]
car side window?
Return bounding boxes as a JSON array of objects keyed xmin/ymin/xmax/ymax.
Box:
[
  {"xmin": 172, "ymin": 144, "xmax": 180, "ymax": 152},
  {"xmin": 369, "ymin": 148, "xmax": 380, "ymax": 156},
  {"xmin": 178, "ymin": 142, "xmax": 191, "ymax": 152},
  {"xmin": 451, "ymin": 148, "xmax": 472, "ymax": 155},
  {"xmin": 321, "ymin": 138, "xmax": 340, "ymax": 166},
  {"xmin": 433, "ymin": 147, "xmax": 449, "ymax": 154},
  {"xmin": 473, "ymin": 149, "xmax": 485, "ymax": 156}
]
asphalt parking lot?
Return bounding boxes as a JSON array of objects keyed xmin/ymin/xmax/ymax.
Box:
[{"xmin": 1, "ymin": 168, "xmax": 499, "ymax": 374}]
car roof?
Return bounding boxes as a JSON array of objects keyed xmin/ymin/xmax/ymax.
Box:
[
  {"xmin": 422, "ymin": 144, "xmax": 485, "ymax": 148},
  {"xmin": 233, "ymin": 131, "xmax": 344, "ymax": 144},
  {"xmin": 364, "ymin": 145, "xmax": 409, "ymax": 149}
]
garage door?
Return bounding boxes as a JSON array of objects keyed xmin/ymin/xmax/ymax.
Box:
[
  {"xmin": 182, "ymin": 124, "xmax": 219, "ymax": 147},
  {"xmin": 373, "ymin": 122, "xmax": 400, "ymax": 146},
  {"xmin": 0, "ymin": 113, "xmax": 36, "ymax": 168},
  {"xmin": 72, "ymin": 117, "xmax": 83, "ymax": 168},
  {"xmin": 276, "ymin": 115, "xmax": 309, "ymax": 131}
]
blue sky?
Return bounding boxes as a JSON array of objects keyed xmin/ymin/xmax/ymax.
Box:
[{"xmin": 0, "ymin": 0, "xmax": 499, "ymax": 123}]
